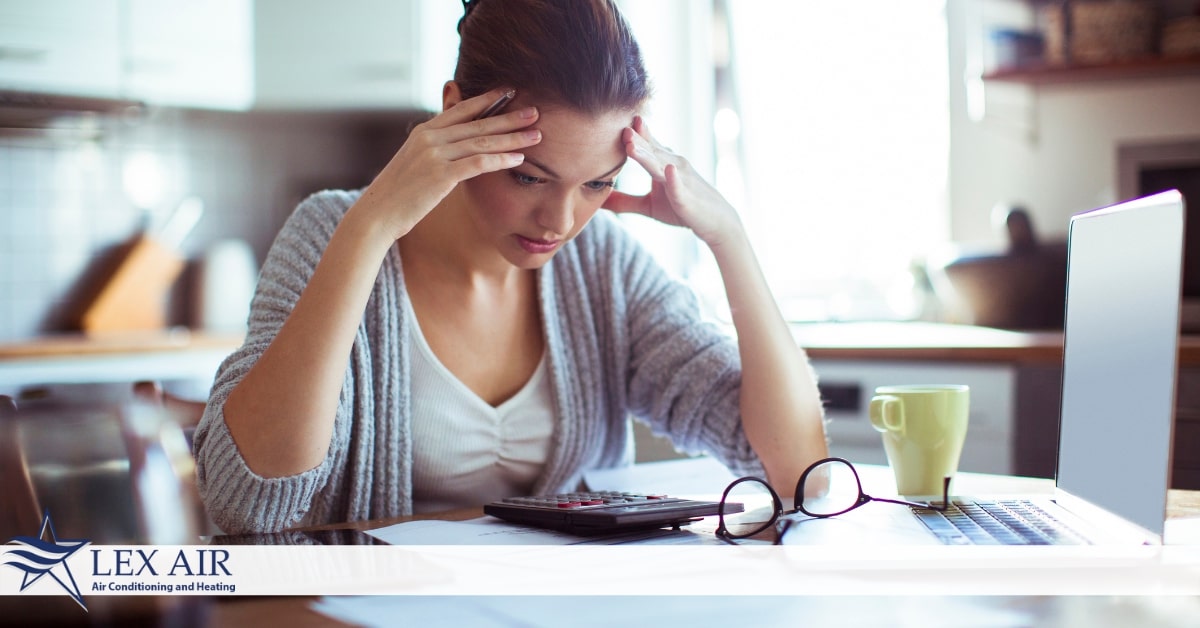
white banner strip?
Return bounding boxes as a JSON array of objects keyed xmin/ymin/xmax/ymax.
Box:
[{"xmin": 3, "ymin": 544, "xmax": 1200, "ymax": 601}]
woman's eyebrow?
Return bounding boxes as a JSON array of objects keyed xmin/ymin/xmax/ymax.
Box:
[{"xmin": 524, "ymin": 157, "xmax": 626, "ymax": 181}]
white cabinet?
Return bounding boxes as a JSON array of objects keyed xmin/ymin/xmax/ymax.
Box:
[
  {"xmin": 0, "ymin": 0, "xmax": 252, "ymax": 109},
  {"xmin": 810, "ymin": 359, "xmax": 1017, "ymax": 476},
  {"xmin": 0, "ymin": 0, "xmax": 459, "ymax": 111},
  {"xmin": 121, "ymin": 0, "xmax": 254, "ymax": 110},
  {"xmin": 0, "ymin": 0, "xmax": 121, "ymax": 98},
  {"xmin": 253, "ymin": 0, "xmax": 460, "ymax": 111}
]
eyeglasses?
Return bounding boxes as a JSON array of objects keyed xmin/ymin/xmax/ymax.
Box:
[{"xmin": 714, "ymin": 457, "xmax": 950, "ymax": 544}]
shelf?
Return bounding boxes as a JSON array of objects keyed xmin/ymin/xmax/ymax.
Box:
[{"xmin": 984, "ymin": 54, "xmax": 1200, "ymax": 84}]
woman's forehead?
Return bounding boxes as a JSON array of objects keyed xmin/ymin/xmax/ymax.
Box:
[{"xmin": 522, "ymin": 106, "xmax": 633, "ymax": 179}]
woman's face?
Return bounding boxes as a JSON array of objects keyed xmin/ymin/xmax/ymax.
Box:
[{"xmin": 460, "ymin": 103, "xmax": 633, "ymax": 269}]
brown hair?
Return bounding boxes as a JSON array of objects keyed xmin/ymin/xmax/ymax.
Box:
[{"xmin": 455, "ymin": 0, "xmax": 651, "ymax": 114}]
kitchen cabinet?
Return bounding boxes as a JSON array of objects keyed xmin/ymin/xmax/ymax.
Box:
[
  {"xmin": 811, "ymin": 359, "xmax": 1018, "ymax": 476},
  {"xmin": 0, "ymin": 0, "xmax": 122, "ymax": 98},
  {"xmin": 794, "ymin": 322, "xmax": 1059, "ymax": 476},
  {"xmin": 1, "ymin": 0, "xmax": 457, "ymax": 112},
  {"xmin": 253, "ymin": 0, "xmax": 460, "ymax": 111},
  {"xmin": 0, "ymin": 0, "xmax": 251, "ymax": 109},
  {"xmin": 121, "ymin": 0, "xmax": 254, "ymax": 110},
  {"xmin": 795, "ymin": 322, "xmax": 1200, "ymax": 489}
]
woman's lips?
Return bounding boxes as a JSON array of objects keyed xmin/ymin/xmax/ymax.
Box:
[{"xmin": 516, "ymin": 235, "xmax": 561, "ymax": 254}]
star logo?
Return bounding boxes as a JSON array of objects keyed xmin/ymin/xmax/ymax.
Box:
[{"xmin": 3, "ymin": 511, "xmax": 90, "ymax": 611}]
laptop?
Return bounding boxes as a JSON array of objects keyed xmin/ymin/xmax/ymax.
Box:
[{"xmin": 783, "ymin": 189, "xmax": 1185, "ymax": 546}]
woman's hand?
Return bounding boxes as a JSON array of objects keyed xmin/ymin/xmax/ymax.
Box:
[
  {"xmin": 610, "ymin": 118, "xmax": 828, "ymax": 491},
  {"xmin": 350, "ymin": 88, "xmax": 543, "ymax": 243},
  {"xmin": 605, "ymin": 116, "xmax": 742, "ymax": 249}
]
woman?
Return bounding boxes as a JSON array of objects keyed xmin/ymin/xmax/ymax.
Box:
[{"xmin": 194, "ymin": 0, "xmax": 827, "ymax": 534}]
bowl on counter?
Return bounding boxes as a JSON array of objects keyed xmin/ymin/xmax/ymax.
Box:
[{"xmin": 927, "ymin": 207, "xmax": 1068, "ymax": 330}]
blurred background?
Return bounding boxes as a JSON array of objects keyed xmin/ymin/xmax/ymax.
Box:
[
  {"xmin": 1, "ymin": 0, "xmax": 1199, "ymax": 505},
  {"xmin": 1, "ymin": 0, "xmax": 1198, "ymax": 340}
]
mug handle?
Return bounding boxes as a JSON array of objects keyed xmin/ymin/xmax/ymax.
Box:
[{"xmin": 869, "ymin": 395, "xmax": 905, "ymax": 436}]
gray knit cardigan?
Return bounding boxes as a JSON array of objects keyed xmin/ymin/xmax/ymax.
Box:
[{"xmin": 193, "ymin": 189, "xmax": 765, "ymax": 534}]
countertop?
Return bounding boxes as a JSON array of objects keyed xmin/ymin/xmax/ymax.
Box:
[
  {"xmin": 793, "ymin": 321, "xmax": 1200, "ymax": 366},
  {"xmin": 0, "ymin": 328, "xmax": 244, "ymax": 359},
  {"xmin": 3, "ymin": 322, "xmax": 1199, "ymax": 374},
  {"xmin": 0, "ymin": 329, "xmax": 244, "ymax": 392},
  {"xmin": 792, "ymin": 321, "xmax": 1065, "ymax": 364}
]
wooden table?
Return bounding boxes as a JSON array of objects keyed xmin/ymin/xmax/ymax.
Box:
[
  {"xmin": 8, "ymin": 469, "xmax": 1195, "ymax": 627},
  {"xmin": 201, "ymin": 467, "xmax": 1199, "ymax": 627}
]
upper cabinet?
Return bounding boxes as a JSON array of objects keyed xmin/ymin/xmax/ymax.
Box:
[
  {"xmin": 252, "ymin": 0, "xmax": 459, "ymax": 112},
  {"xmin": 0, "ymin": 0, "xmax": 122, "ymax": 98},
  {"xmin": 122, "ymin": 0, "xmax": 254, "ymax": 110},
  {"xmin": 0, "ymin": 0, "xmax": 459, "ymax": 111}
]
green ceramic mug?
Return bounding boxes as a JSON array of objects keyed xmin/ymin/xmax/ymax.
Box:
[{"xmin": 869, "ymin": 385, "xmax": 970, "ymax": 496}]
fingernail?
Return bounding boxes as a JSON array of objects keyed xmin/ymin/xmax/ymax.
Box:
[
  {"xmin": 523, "ymin": 129, "xmax": 541, "ymax": 141},
  {"xmin": 509, "ymin": 153, "xmax": 525, "ymax": 163},
  {"xmin": 519, "ymin": 107, "xmax": 538, "ymax": 119}
]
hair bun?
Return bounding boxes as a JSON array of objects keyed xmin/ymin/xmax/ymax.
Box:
[{"xmin": 457, "ymin": 0, "xmax": 480, "ymax": 34}]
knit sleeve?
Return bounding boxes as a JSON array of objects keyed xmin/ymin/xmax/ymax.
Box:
[
  {"xmin": 192, "ymin": 190, "xmax": 356, "ymax": 534},
  {"xmin": 603, "ymin": 218, "xmax": 767, "ymax": 478}
]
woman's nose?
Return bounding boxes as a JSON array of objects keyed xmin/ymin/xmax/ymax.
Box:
[{"xmin": 537, "ymin": 195, "xmax": 575, "ymax": 236}]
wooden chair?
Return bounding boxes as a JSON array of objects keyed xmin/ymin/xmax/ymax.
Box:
[
  {"xmin": 0, "ymin": 395, "xmax": 43, "ymax": 538},
  {"xmin": 128, "ymin": 382, "xmax": 215, "ymax": 540},
  {"xmin": 132, "ymin": 381, "xmax": 207, "ymax": 449}
]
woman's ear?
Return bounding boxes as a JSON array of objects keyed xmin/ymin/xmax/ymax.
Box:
[{"xmin": 442, "ymin": 81, "xmax": 464, "ymax": 112}]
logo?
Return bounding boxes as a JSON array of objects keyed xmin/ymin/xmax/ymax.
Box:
[{"xmin": 3, "ymin": 511, "xmax": 90, "ymax": 611}]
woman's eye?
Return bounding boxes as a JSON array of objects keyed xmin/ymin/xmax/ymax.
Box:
[
  {"xmin": 511, "ymin": 172, "xmax": 542, "ymax": 186},
  {"xmin": 586, "ymin": 180, "xmax": 616, "ymax": 192}
]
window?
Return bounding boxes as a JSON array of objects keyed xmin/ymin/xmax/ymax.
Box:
[{"xmin": 622, "ymin": 1, "xmax": 951, "ymax": 323}]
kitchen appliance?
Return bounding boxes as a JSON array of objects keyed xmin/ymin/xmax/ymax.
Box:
[
  {"xmin": 928, "ymin": 206, "xmax": 1068, "ymax": 330},
  {"xmin": 194, "ymin": 238, "xmax": 257, "ymax": 333},
  {"xmin": 1118, "ymin": 139, "xmax": 1200, "ymax": 332}
]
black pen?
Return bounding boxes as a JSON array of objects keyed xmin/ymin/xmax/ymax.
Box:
[{"xmin": 474, "ymin": 89, "xmax": 516, "ymax": 120}]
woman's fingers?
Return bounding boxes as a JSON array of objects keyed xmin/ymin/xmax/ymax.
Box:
[
  {"xmin": 446, "ymin": 151, "xmax": 526, "ymax": 182},
  {"xmin": 436, "ymin": 105, "xmax": 540, "ymax": 145},
  {"xmin": 623, "ymin": 129, "xmax": 666, "ymax": 180},
  {"xmin": 427, "ymin": 88, "xmax": 518, "ymax": 128},
  {"xmin": 632, "ymin": 115, "xmax": 654, "ymax": 143},
  {"xmin": 623, "ymin": 120, "xmax": 682, "ymax": 183},
  {"xmin": 438, "ymin": 126, "xmax": 542, "ymax": 162}
]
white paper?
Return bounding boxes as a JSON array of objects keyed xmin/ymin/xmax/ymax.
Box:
[
  {"xmin": 1166, "ymin": 517, "xmax": 1200, "ymax": 545},
  {"xmin": 311, "ymin": 594, "xmax": 1037, "ymax": 628},
  {"xmin": 366, "ymin": 516, "xmax": 716, "ymax": 546},
  {"xmin": 582, "ymin": 456, "xmax": 738, "ymax": 499}
]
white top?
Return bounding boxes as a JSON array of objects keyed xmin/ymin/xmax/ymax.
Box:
[{"xmin": 407, "ymin": 302, "xmax": 555, "ymax": 514}]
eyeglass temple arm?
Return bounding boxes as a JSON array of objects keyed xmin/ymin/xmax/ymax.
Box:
[
  {"xmin": 872, "ymin": 476, "xmax": 952, "ymax": 511},
  {"xmin": 934, "ymin": 475, "xmax": 951, "ymax": 510}
]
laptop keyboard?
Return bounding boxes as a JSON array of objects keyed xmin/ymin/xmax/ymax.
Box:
[{"xmin": 912, "ymin": 500, "xmax": 1089, "ymax": 545}]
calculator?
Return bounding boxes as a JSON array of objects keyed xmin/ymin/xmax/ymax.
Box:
[{"xmin": 483, "ymin": 491, "xmax": 742, "ymax": 535}]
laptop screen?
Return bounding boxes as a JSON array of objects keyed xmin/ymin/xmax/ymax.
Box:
[{"xmin": 1055, "ymin": 190, "xmax": 1184, "ymax": 537}]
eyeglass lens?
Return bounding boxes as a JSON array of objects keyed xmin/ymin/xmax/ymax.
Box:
[
  {"xmin": 796, "ymin": 458, "xmax": 866, "ymax": 517},
  {"xmin": 717, "ymin": 476, "xmax": 780, "ymax": 539}
]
